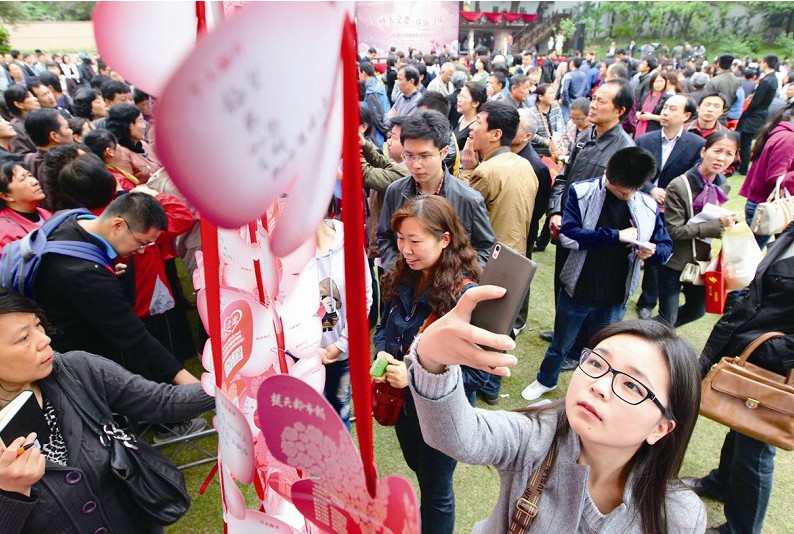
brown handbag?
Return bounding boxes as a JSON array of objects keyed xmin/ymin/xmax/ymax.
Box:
[{"xmin": 699, "ymin": 332, "xmax": 794, "ymax": 450}]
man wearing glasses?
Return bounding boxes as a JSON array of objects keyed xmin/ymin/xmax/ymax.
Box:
[
  {"xmin": 377, "ymin": 110, "xmax": 495, "ymax": 271},
  {"xmin": 33, "ymin": 192, "xmax": 200, "ymax": 387}
]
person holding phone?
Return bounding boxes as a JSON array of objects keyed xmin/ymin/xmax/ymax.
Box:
[
  {"xmin": 403, "ymin": 289, "xmax": 706, "ymax": 532},
  {"xmin": 521, "ymin": 147, "xmax": 672, "ymax": 401},
  {"xmin": 372, "ymin": 195, "xmax": 489, "ymax": 534}
]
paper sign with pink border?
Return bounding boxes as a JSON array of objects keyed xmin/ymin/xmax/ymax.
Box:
[{"xmin": 258, "ymin": 375, "xmax": 419, "ymax": 533}]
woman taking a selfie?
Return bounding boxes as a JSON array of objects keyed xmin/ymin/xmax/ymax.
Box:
[
  {"xmin": 405, "ymin": 287, "xmax": 706, "ymax": 533},
  {"xmin": 0, "ymin": 289, "xmax": 213, "ymax": 532},
  {"xmin": 373, "ymin": 195, "xmax": 488, "ymax": 534}
]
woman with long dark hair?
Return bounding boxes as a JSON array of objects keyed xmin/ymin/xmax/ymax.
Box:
[
  {"xmin": 739, "ymin": 101, "xmax": 794, "ymax": 249},
  {"xmin": 454, "ymin": 81, "xmax": 486, "ymax": 152},
  {"xmin": 406, "ymin": 299, "xmax": 706, "ymax": 533},
  {"xmin": 105, "ymin": 103, "xmax": 161, "ymax": 183},
  {"xmin": 471, "ymin": 57, "xmax": 491, "ymax": 84},
  {"xmin": 635, "ymin": 71, "xmax": 675, "ymax": 138},
  {"xmin": 373, "ymin": 195, "xmax": 488, "ymax": 534}
]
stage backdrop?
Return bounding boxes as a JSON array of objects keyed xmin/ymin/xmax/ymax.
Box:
[{"xmin": 356, "ymin": 1, "xmax": 459, "ymax": 56}]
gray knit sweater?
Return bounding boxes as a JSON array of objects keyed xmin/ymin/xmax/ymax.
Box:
[{"xmin": 407, "ymin": 358, "xmax": 707, "ymax": 533}]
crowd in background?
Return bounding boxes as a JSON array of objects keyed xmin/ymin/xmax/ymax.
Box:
[{"xmin": 0, "ymin": 33, "xmax": 790, "ymax": 533}]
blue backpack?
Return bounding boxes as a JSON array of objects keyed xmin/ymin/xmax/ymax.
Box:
[{"xmin": 0, "ymin": 208, "xmax": 113, "ymax": 299}]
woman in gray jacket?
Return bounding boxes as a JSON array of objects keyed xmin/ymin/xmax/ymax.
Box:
[
  {"xmin": 0, "ymin": 289, "xmax": 214, "ymax": 533},
  {"xmin": 404, "ymin": 285, "xmax": 707, "ymax": 533}
]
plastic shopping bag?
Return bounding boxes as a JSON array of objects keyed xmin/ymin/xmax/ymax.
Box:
[{"xmin": 720, "ymin": 222, "xmax": 762, "ymax": 291}]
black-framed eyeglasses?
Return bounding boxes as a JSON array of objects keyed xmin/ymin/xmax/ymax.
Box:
[
  {"xmin": 401, "ymin": 149, "xmax": 443, "ymax": 164},
  {"xmin": 578, "ymin": 348, "xmax": 674, "ymax": 421},
  {"xmin": 120, "ymin": 218, "xmax": 156, "ymax": 249}
]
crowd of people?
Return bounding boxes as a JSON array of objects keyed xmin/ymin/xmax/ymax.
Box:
[
  {"xmin": 358, "ymin": 40, "xmax": 792, "ymax": 534},
  {"xmin": 0, "ymin": 31, "xmax": 789, "ymax": 533}
]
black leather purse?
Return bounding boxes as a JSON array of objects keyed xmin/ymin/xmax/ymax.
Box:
[{"xmin": 55, "ymin": 364, "xmax": 191, "ymax": 525}]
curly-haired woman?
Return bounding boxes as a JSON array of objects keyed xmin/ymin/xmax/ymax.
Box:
[{"xmin": 373, "ymin": 194, "xmax": 489, "ymax": 534}]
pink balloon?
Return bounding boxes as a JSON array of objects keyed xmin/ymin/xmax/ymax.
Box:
[
  {"xmin": 93, "ymin": 2, "xmax": 197, "ymax": 96},
  {"xmin": 154, "ymin": 2, "xmax": 346, "ymax": 231}
]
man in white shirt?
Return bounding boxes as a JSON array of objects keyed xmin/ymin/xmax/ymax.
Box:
[{"xmin": 634, "ymin": 94, "xmax": 705, "ymax": 320}]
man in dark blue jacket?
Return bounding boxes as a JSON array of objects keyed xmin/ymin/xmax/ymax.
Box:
[
  {"xmin": 521, "ymin": 147, "xmax": 672, "ymax": 401},
  {"xmin": 634, "ymin": 94, "xmax": 705, "ymax": 319},
  {"xmin": 737, "ymin": 54, "xmax": 780, "ymax": 174}
]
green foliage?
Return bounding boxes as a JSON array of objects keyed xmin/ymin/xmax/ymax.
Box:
[
  {"xmin": 587, "ymin": 1, "xmax": 783, "ymax": 48},
  {"xmin": 0, "ymin": 2, "xmax": 27, "ymax": 24},
  {"xmin": 776, "ymin": 34, "xmax": 794, "ymax": 51},
  {"xmin": 559, "ymin": 18, "xmax": 576, "ymax": 40},
  {"xmin": 13, "ymin": 1, "xmax": 95, "ymax": 22},
  {"xmin": 0, "ymin": 26, "xmax": 10, "ymax": 55}
]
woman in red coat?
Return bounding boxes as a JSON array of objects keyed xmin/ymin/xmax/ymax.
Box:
[{"xmin": 0, "ymin": 161, "xmax": 51, "ymax": 257}]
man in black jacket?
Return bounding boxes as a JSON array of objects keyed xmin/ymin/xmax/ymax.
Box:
[
  {"xmin": 542, "ymin": 79, "xmax": 634, "ymax": 347},
  {"xmin": 512, "ymin": 108, "xmax": 552, "ymax": 335},
  {"xmin": 539, "ymin": 50, "xmax": 558, "ymax": 84},
  {"xmin": 737, "ymin": 54, "xmax": 780, "ymax": 174},
  {"xmin": 685, "ymin": 221, "xmax": 794, "ymax": 534},
  {"xmin": 34, "ymin": 192, "xmax": 199, "ymax": 386}
]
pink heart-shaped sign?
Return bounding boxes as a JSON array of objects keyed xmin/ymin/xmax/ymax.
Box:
[
  {"xmin": 154, "ymin": 2, "xmax": 346, "ymax": 234},
  {"xmin": 258, "ymin": 375, "xmax": 419, "ymax": 533},
  {"xmin": 93, "ymin": 1, "xmax": 198, "ymax": 96}
]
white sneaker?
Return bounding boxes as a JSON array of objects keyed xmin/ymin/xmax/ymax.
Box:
[{"xmin": 521, "ymin": 381, "xmax": 557, "ymax": 401}]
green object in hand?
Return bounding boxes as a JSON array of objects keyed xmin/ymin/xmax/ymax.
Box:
[{"xmin": 370, "ymin": 356, "xmax": 389, "ymax": 377}]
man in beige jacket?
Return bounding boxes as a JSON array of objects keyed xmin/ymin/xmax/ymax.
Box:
[{"xmin": 460, "ymin": 100, "xmax": 538, "ymax": 403}]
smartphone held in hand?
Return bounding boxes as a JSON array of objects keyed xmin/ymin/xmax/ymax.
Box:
[{"xmin": 470, "ymin": 243, "xmax": 538, "ymax": 338}]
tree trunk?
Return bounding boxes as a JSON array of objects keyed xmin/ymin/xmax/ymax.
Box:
[{"xmin": 680, "ymin": 13, "xmax": 694, "ymax": 39}]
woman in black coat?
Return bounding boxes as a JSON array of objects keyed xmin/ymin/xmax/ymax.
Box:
[
  {"xmin": 686, "ymin": 221, "xmax": 794, "ymax": 534},
  {"xmin": 0, "ymin": 289, "xmax": 214, "ymax": 533}
]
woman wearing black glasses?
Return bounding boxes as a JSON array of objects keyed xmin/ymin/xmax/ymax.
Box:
[{"xmin": 403, "ymin": 286, "xmax": 705, "ymax": 533}]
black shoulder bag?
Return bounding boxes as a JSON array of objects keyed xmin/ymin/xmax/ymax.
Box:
[{"xmin": 54, "ymin": 364, "xmax": 191, "ymax": 525}]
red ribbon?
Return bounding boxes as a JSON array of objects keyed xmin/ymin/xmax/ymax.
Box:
[
  {"xmin": 340, "ymin": 13, "xmax": 377, "ymax": 498},
  {"xmin": 460, "ymin": 11, "xmax": 537, "ymax": 23}
]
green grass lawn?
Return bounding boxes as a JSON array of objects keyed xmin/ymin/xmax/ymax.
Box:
[{"xmin": 167, "ymin": 173, "xmax": 792, "ymax": 532}]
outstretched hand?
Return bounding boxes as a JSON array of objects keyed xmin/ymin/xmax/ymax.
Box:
[{"xmin": 414, "ymin": 286, "xmax": 518, "ymax": 376}]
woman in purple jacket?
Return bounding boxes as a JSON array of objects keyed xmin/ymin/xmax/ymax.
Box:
[{"xmin": 739, "ymin": 102, "xmax": 794, "ymax": 249}]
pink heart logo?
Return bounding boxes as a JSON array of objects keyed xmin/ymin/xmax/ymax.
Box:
[{"xmin": 258, "ymin": 375, "xmax": 419, "ymax": 533}]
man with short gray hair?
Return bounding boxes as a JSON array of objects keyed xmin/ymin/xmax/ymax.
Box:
[{"xmin": 427, "ymin": 62, "xmax": 455, "ymax": 96}]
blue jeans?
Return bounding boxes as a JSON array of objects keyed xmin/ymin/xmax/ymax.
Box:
[
  {"xmin": 537, "ymin": 290, "xmax": 626, "ymax": 388},
  {"xmin": 657, "ymin": 264, "xmax": 706, "ymax": 327},
  {"xmin": 745, "ymin": 200, "xmax": 772, "ymax": 250},
  {"xmin": 396, "ymin": 389, "xmax": 475, "ymax": 534},
  {"xmin": 701, "ymin": 430, "xmax": 776, "ymax": 534},
  {"xmin": 323, "ymin": 358, "xmax": 351, "ymax": 431}
]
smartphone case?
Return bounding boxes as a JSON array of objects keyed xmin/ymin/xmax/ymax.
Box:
[{"xmin": 470, "ymin": 243, "xmax": 538, "ymax": 336}]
